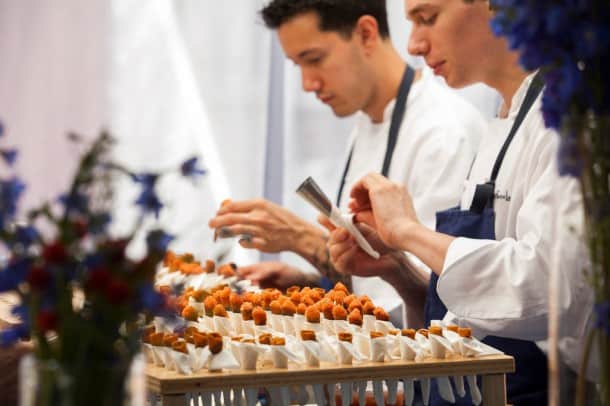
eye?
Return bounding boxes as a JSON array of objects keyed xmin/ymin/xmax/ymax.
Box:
[
  {"xmin": 419, "ymin": 14, "xmax": 437, "ymax": 26},
  {"xmin": 303, "ymin": 55, "xmax": 324, "ymax": 66}
]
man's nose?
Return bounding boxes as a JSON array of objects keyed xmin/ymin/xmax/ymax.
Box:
[{"xmin": 302, "ymin": 70, "xmax": 321, "ymax": 92}]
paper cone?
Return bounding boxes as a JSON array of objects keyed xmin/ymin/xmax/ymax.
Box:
[
  {"xmin": 214, "ymin": 316, "xmax": 233, "ymax": 336},
  {"xmin": 302, "ymin": 341, "xmax": 320, "ymax": 367},
  {"xmin": 341, "ymin": 382, "xmax": 352, "ymax": 406},
  {"xmin": 363, "ymin": 315, "xmax": 375, "ymax": 332},
  {"xmin": 270, "ymin": 314, "xmax": 284, "ymax": 333},
  {"xmin": 374, "ymin": 320, "xmax": 395, "ymax": 334},
  {"xmin": 171, "ymin": 351, "xmax": 192, "ymax": 375},
  {"xmin": 403, "ymin": 378, "xmax": 414, "ymax": 406},
  {"xmin": 333, "ymin": 320, "xmax": 351, "ymax": 334},
  {"xmin": 294, "ymin": 314, "xmax": 305, "ymax": 334},
  {"xmin": 357, "ymin": 381, "xmax": 367, "ymax": 406},
  {"xmin": 229, "ymin": 312, "xmax": 242, "ymax": 334},
  {"xmin": 282, "ymin": 315, "xmax": 296, "ymax": 336},
  {"xmin": 372, "ymin": 380, "xmax": 384, "ymax": 406},
  {"xmin": 313, "ymin": 384, "xmax": 325, "ymax": 406},
  {"xmin": 437, "ymin": 376, "xmax": 456, "ymax": 403},
  {"xmin": 370, "ymin": 337, "xmax": 387, "ymax": 362},
  {"xmin": 420, "ymin": 378, "xmax": 430, "ymax": 406},
  {"xmin": 222, "ymin": 388, "xmax": 232, "ymax": 405},
  {"xmin": 208, "ymin": 349, "xmax": 240, "ymax": 371},
  {"xmin": 399, "ymin": 336, "xmax": 418, "ymax": 361},
  {"xmin": 239, "ymin": 343, "xmax": 263, "ymax": 370},
  {"xmin": 337, "ymin": 341, "xmax": 353, "ymax": 365},
  {"xmin": 245, "ymin": 387, "xmax": 258, "ymax": 406},
  {"xmin": 453, "ymin": 375, "xmax": 466, "ymax": 397},
  {"xmin": 242, "ymin": 319, "xmax": 256, "ymax": 336},
  {"xmin": 387, "ymin": 379, "xmax": 398, "ymax": 405},
  {"xmin": 354, "ymin": 333, "xmax": 370, "ymax": 359},
  {"xmin": 466, "ymin": 375, "xmax": 482, "ymax": 406},
  {"xmin": 271, "ymin": 347, "xmax": 289, "ymax": 368}
]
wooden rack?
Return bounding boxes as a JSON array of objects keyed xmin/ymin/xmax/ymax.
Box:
[{"xmin": 147, "ymin": 353, "xmax": 515, "ymax": 405}]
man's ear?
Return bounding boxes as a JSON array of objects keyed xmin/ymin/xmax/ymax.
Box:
[{"xmin": 354, "ymin": 15, "xmax": 380, "ymax": 52}]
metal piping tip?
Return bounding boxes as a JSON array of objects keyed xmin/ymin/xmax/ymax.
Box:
[{"xmin": 295, "ymin": 176, "xmax": 333, "ymax": 216}]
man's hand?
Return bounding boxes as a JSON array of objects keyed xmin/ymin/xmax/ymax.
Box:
[
  {"xmin": 349, "ymin": 173, "xmax": 419, "ymax": 250},
  {"xmin": 208, "ymin": 199, "xmax": 326, "ymax": 255},
  {"xmin": 237, "ymin": 261, "xmax": 315, "ymax": 290},
  {"xmin": 327, "ymin": 222, "xmax": 404, "ymax": 278}
]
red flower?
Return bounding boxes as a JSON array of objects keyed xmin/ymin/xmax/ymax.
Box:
[
  {"xmin": 37, "ymin": 310, "xmax": 58, "ymax": 333},
  {"xmin": 86, "ymin": 267, "xmax": 111, "ymax": 292},
  {"xmin": 105, "ymin": 279, "xmax": 130, "ymax": 304},
  {"xmin": 72, "ymin": 219, "xmax": 88, "ymax": 238},
  {"xmin": 26, "ymin": 266, "xmax": 51, "ymax": 290},
  {"xmin": 42, "ymin": 241, "xmax": 67, "ymax": 264}
]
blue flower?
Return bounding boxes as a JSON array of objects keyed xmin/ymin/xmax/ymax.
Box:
[
  {"xmin": 0, "ymin": 149, "xmax": 17, "ymax": 166},
  {"xmin": 180, "ymin": 157, "xmax": 206, "ymax": 179},
  {"xmin": 138, "ymin": 284, "xmax": 165, "ymax": 312},
  {"xmin": 0, "ymin": 177, "xmax": 26, "ymax": 222},
  {"xmin": 0, "ymin": 258, "xmax": 30, "ymax": 292},
  {"xmin": 131, "ymin": 173, "xmax": 158, "ymax": 188},
  {"xmin": 146, "ymin": 230, "xmax": 174, "ymax": 253},
  {"xmin": 135, "ymin": 188, "xmax": 163, "ymax": 218},
  {"xmin": 594, "ymin": 301, "xmax": 610, "ymax": 336},
  {"xmin": 15, "ymin": 225, "xmax": 39, "ymax": 248},
  {"xmin": 0, "ymin": 323, "xmax": 28, "ymax": 347},
  {"xmin": 58, "ymin": 192, "xmax": 89, "ymax": 215}
]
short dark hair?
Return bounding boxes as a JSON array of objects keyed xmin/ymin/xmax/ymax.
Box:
[{"xmin": 260, "ymin": 0, "xmax": 390, "ymax": 39}]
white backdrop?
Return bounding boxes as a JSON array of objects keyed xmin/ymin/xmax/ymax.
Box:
[{"xmin": 0, "ymin": 0, "xmax": 499, "ymax": 266}]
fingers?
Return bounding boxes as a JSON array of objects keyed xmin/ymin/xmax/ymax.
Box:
[
  {"xmin": 216, "ymin": 198, "xmax": 270, "ymax": 215},
  {"xmin": 353, "ymin": 210, "xmax": 376, "ymax": 227},
  {"xmin": 238, "ymin": 236, "xmax": 271, "ymax": 252},
  {"xmin": 317, "ymin": 214, "xmax": 335, "ymax": 232},
  {"xmin": 208, "ymin": 212, "xmax": 266, "ymax": 229}
]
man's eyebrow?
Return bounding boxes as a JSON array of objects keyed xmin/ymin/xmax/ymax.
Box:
[
  {"xmin": 407, "ymin": 3, "xmax": 435, "ymax": 19},
  {"xmin": 297, "ymin": 49, "xmax": 322, "ymax": 60}
]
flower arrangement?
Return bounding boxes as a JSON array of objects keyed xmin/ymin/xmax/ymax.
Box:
[
  {"xmin": 0, "ymin": 124, "xmax": 206, "ymax": 405},
  {"xmin": 489, "ymin": 0, "xmax": 609, "ymax": 404}
]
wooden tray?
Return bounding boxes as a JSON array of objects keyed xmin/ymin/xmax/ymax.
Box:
[{"xmin": 147, "ymin": 354, "xmax": 515, "ymax": 405}]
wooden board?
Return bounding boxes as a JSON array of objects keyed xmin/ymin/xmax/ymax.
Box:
[{"xmin": 147, "ymin": 354, "xmax": 514, "ymax": 395}]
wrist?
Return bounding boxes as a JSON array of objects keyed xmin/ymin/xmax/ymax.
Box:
[{"xmin": 293, "ymin": 224, "xmax": 327, "ymax": 264}]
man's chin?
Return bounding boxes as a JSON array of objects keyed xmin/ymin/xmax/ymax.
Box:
[{"xmin": 330, "ymin": 106, "xmax": 358, "ymax": 118}]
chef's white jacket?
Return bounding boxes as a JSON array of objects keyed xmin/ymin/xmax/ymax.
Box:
[
  {"xmin": 339, "ymin": 68, "xmax": 487, "ymax": 327},
  {"xmin": 438, "ymin": 73, "xmax": 594, "ymax": 376}
]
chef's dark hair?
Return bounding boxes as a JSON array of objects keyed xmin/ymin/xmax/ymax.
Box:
[{"xmin": 261, "ymin": 0, "xmax": 390, "ymax": 39}]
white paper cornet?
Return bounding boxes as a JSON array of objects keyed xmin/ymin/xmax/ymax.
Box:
[
  {"xmin": 466, "ymin": 375, "xmax": 482, "ymax": 406},
  {"xmin": 294, "ymin": 314, "xmax": 305, "ymax": 334},
  {"xmin": 353, "ymin": 332, "xmax": 370, "ymax": 359},
  {"xmin": 333, "ymin": 320, "xmax": 351, "ymax": 334},
  {"xmin": 208, "ymin": 348, "xmax": 240, "ymax": 371},
  {"xmin": 282, "ymin": 315, "xmax": 296, "ymax": 336},
  {"xmin": 170, "ymin": 350, "xmax": 192, "ymax": 375},
  {"xmin": 387, "ymin": 379, "xmax": 398, "ymax": 405},
  {"xmin": 313, "ymin": 384, "xmax": 325, "ymax": 406},
  {"xmin": 341, "ymin": 382, "xmax": 352, "ymax": 406},
  {"xmin": 437, "ymin": 376, "xmax": 456, "ymax": 403},
  {"xmin": 429, "ymin": 334, "xmax": 454, "ymax": 359},
  {"xmin": 370, "ymin": 336, "xmax": 388, "ymax": 362},
  {"xmin": 373, "ymin": 380, "xmax": 384, "ymax": 406},
  {"xmin": 241, "ymin": 319, "xmax": 256, "ymax": 336},
  {"xmin": 420, "ymin": 378, "xmax": 431, "ymax": 406},
  {"xmin": 229, "ymin": 312, "xmax": 242, "ymax": 334},
  {"xmin": 214, "ymin": 316, "xmax": 233, "ymax": 336},
  {"xmin": 270, "ymin": 313, "xmax": 284, "ymax": 333},
  {"xmin": 361, "ymin": 314, "xmax": 375, "ymax": 332},
  {"xmin": 244, "ymin": 387, "xmax": 258, "ymax": 406},
  {"xmin": 453, "ymin": 375, "xmax": 466, "ymax": 398},
  {"xmin": 374, "ymin": 320, "xmax": 395, "ymax": 335},
  {"xmin": 357, "ymin": 381, "xmax": 367, "ymax": 406},
  {"xmin": 403, "ymin": 378, "xmax": 415, "ymax": 406},
  {"xmin": 399, "ymin": 336, "xmax": 418, "ymax": 361},
  {"xmin": 459, "ymin": 337, "xmax": 504, "ymax": 358},
  {"xmin": 238, "ymin": 342, "xmax": 266, "ymax": 370}
]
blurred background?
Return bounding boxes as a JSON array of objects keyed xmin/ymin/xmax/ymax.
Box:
[{"xmin": 0, "ymin": 0, "xmax": 499, "ymax": 267}]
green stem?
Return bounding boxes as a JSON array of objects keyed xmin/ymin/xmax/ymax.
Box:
[{"xmin": 576, "ymin": 327, "xmax": 595, "ymax": 406}]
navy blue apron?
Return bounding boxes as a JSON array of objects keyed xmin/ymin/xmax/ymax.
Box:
[
  {"xmin": 336, "ymin": 65, "xmax": 415, "ymax": 207},
  {"xmin": 424, "ymin": 72, "xmax": 548, "ymax": 406},
  {"xmin": 319, "ymin": 66, "xmax": 416, "ymax": 291}
]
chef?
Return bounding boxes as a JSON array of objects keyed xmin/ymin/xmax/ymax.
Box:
[
  {"xmin": 208, "ymin": 0, "xmax": 487, "ymax": 329},
  {"xmin": 326, "ymin": 0, "xmax": 593, "ymax": 404}
]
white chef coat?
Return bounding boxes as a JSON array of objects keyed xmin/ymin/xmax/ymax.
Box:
[
  {"xmin": 438, "ymin": 73, "xmax": 594, "ymax": 375},
  {"xmin": 339, "ymin": 67, "xmax": 487, "ymax": 327}
]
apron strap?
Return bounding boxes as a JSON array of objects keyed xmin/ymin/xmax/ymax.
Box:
[
  {"xmin": 336, "ymin": 66, "xmax": 415, "ymax": 207},
  {"xmin": 470, "ymin": 71, "xmax": 545, "ymax": 213}
]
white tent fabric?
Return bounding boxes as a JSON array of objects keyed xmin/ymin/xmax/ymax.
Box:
[{"xmin": 0, "ymin": 0, "xmax": 500, "ymax": 266}]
